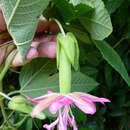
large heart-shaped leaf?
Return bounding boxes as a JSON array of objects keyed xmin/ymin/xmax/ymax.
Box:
[
  {"xmin": 94, "ymin": 40, "xmax": 130, "ymax": 87},
  {"xmin": 80, "ymin": 0, "xmax": 113, "ymax": 40},
  {"xmin": 0, "ymin": 0, "xmax": 50, "ymax": 61},
  {"xmin": 20, "ymin": 58, "xmax": 99, "ymax": 98}
]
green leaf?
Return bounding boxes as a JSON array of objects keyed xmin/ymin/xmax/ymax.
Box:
[
  {"xmin": 53, "ymin": 0, "xmax": 94, "ymax": 22},
  {"xmin": 105, "ymin": 64, "xmax": 113, "ymax": 88},
  {"xmin": 94, "ymin": 40, "xmax": 130, "ymax": 87},
  {"xmin": 20, "ymin": 58, "xmax": 57, "ymax": 97},
  {"xmin": 25, "ymin": 118, "xmax": 32, "ymax": 130},
  {"xmin": 81, "ymin": 66, "xmax": 98, "ymax": 78},
  {"xmin": 104, "ymin": 0, "xmax": 124, "ymax": 14},
  {"xmin": 80, "ymin": 0, "xmax": 113, "ymax": 40},
  {"xmin": 71, "ymin": 72, "xmax": 99, "ymax": 92},
  {"xmin": 0, "ymin": 0, "xmax": 50, "ymax": 61},
  {"xmin": 20, "ymin": 59, "xmax": 98, "ymax": 97}
]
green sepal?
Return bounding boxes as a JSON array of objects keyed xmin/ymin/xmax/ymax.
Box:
[
  {"xmin": 57, "ymin": 32, "xmax": 79, "ymax": 70},
  {"xmin": 8, "ymin": 96, "xmax": 46, "ymax": 120},
  {"xmin": 56, "ymin": 34, "xmax": 61, "ymax": 69},
  {"xmin": 67, "ymin": 32, "xmax": 79, "ymax": 70}
]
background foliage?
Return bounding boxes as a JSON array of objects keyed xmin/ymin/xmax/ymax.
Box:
[{"xmin": 0, "ymin": 0, "xmax": 130, "ymax": 130}]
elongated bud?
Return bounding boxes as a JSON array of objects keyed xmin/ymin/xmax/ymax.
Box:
[{"xmin": 57, "ymin": 32, "xmax": 79, "ymax": 94}]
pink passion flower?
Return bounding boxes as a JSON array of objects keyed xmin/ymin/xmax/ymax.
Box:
[{"xmin": 27, "ymin": 91, "xmax": 110, "ymax": 130}]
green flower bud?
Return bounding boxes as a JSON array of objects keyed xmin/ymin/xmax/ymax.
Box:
[
  {"xmin": 57, "ymin": 32, "xmax": 79, "ymax": 71},
  {"xmin": 8, "ymin": 96, "xmax": 46, "ymax": 120}
]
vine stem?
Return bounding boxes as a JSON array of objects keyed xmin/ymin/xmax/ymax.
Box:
[
  {"xmin": 0, "ymin": 50, "xmax": 17, "ymax": 81},
  {"xmin": 0, "ymin": 49, "xmax": 17, "ymax": 130},
  {"xmin": 8, "ymin": 90, "xmax": 21, "ymax": 96},
  {"xmin": 0, "ymin": 92, "xmax": 12, "ymax": 101}
]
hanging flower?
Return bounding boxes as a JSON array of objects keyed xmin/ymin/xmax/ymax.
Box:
[{"xmin": 27, "ymin": 91, "xmax": 110, "ymax": 130}]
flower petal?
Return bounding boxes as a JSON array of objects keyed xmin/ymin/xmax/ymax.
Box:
[
  {"xmin": 74, "ymin": 92, "xmax": 110, "ymax": 104},
  {"xmin": 49, "ymin": 97, "xmax": 72, "ymax": 115},
  {"xmin": 49, "ymin": 96, "xmax": 64, "ymax": 114},
  {"xmin": 67, "ymin": 94, "xmax": 96, "ymax": 115},
  {"xmin": 75, "ymin": 103, "xmax": 96, "ymax": 115},
  {"xmin": 26, "ymin": 96, "xmax": 39, "ymax": 105},
  {"xmin": 31, "ymin": 94, "xmax": 58, "ymax": 117},
  {"xmin": 30, "ymin": 93, "xmax": 58, "ymax": 102}
]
